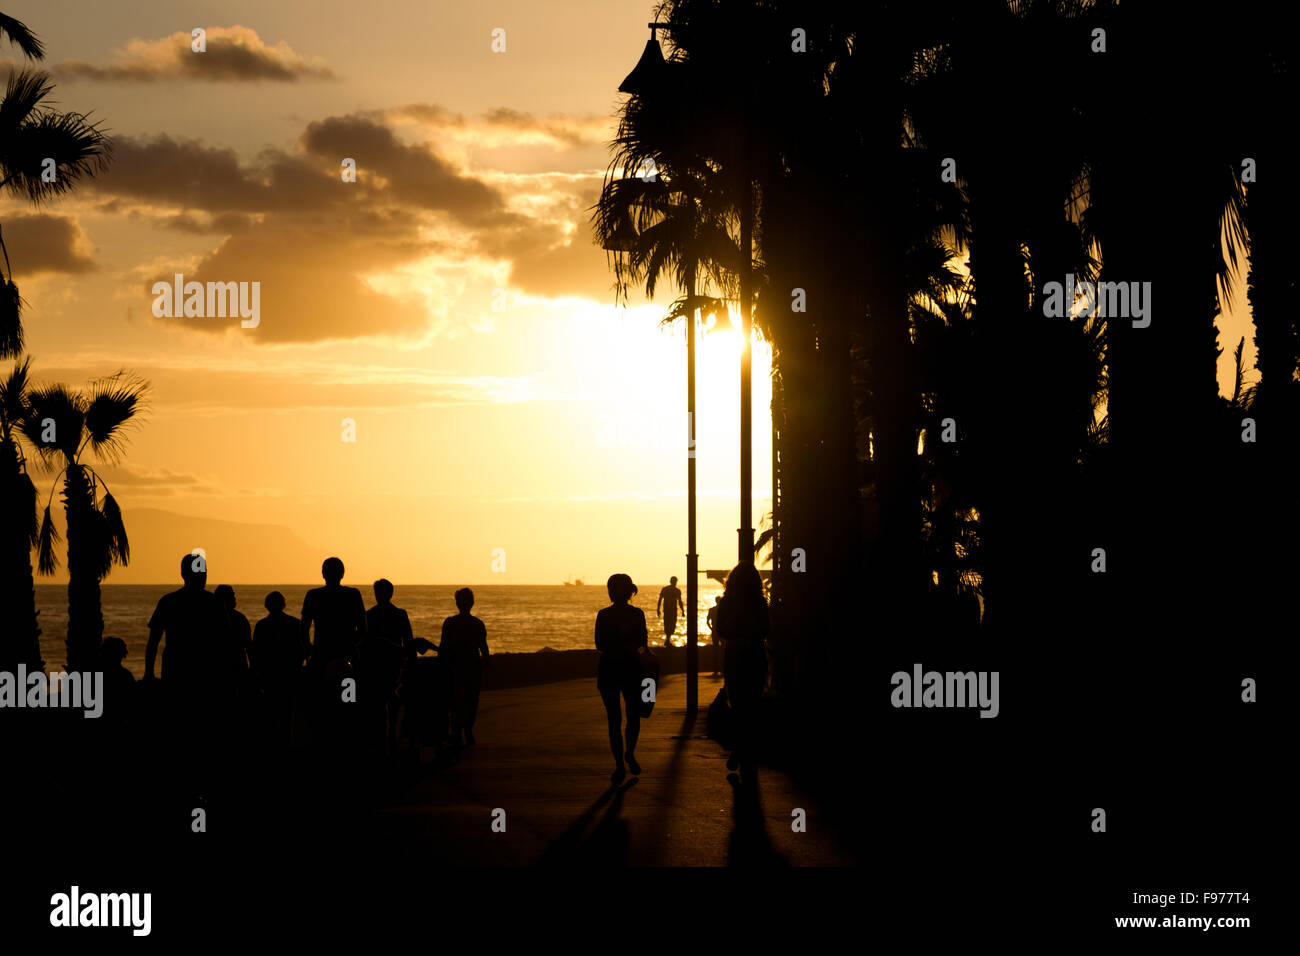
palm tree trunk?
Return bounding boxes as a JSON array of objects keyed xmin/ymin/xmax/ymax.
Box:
[
  {"xmin": 63, "ymin": 463, "xmax": 104, "ymax": 671},
  {"xmin": 0, "ymin": 437, "xmax": 42, "ymax": 670}
]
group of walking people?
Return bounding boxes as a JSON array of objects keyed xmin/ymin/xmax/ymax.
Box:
[
  {"xmin": 117, "ymin": 553, "xmax": 767, "ymax": 792},
  {"xmin": 141, "ymin": 554, "xmax": 489, "ymax": 760},
  {"xmin": 595, "ymin": 562, "xmax": 769, "ymax": 783}
]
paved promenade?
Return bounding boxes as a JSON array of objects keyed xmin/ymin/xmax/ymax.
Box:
[{"xmin": 368, "ymin": 672, "xmax": 855, "ymax": 866}]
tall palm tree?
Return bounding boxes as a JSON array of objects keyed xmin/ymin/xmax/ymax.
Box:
[
  {"xmin": 1236, "ymin": 2, "xmax": 1299, "ymax": 422},
  {"xmin": 1082, "ymin": 1, "xmax": 1250, "ymax": 647},
  {"xmin": 24, "ymin": 372, "xmax": 148, "ymax": 671},
  {"xmin": 0, "ymin": 357, "xmax": 41, "ymax": 670},
  {"xmin": 0, "ymin": 68, "xmax": 112, "ymax": 355},
  {"xmin": 0, "ymin": 15, "xmax": 112, "ymax": 673}
]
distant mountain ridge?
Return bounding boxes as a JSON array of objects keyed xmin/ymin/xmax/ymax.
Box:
[{"xmin": 36, "ymin": 507, "xmax": 323, "ymax": 585}]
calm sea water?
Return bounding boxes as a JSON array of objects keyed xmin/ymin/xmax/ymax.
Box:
[{"xmin": 34, "ymin": 583, "xmax": 725, "ymax": 679}]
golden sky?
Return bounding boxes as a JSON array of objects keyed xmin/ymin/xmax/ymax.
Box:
[
  {"xmin": 6, "ymin": 0, "xmax": 773, "ymax": 585},
  {"xmin": 4, "ymin": 0, "xmax": 1252, "ymax": 585}
]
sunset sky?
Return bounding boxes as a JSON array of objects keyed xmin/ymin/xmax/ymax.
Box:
[
  {"xmin": 4, "ymin": 0, "xmax": 1251, "ymax": 585},
  {"xmin": 4, "ymin": 0, "xmax": 774, "ymax": 585}
]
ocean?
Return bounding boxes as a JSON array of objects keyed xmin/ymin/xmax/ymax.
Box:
[{"xmin": 33, "ymin": 582, "xmax": 726, "ymax": 679}]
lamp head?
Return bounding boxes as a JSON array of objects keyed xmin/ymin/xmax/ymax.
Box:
[{"xmin": 619, "ymin": 36, "xmax": 666, "ymax": 95}]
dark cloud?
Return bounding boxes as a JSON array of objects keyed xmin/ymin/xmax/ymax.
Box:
[
  {"xmin": 155, "ymin": 211, "xmax": 259, "ymax": 234},
  {"xmin": 101, "ymin": 122, "xmax": 506, "ymax": 224},
  {"xmin": 2, "ymin": 213, "xmax": 96, "ymax": 276},
  {"xmin": 154, "ymin": 225, "xmax": 437, "ymax": 343},
  {"xmin": 87, "ymin": 110, "xmax": 623, "ymax": 343},
  {"xmin": 298, "ymin": 116, "xmax": 506, "ymax": 221},
  {"xmin": 53, "ymin": 26, "xmax": 333, "ymax": 83}
]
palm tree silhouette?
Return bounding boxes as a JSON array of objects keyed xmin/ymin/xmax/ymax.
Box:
[
  {"xmin": 0, "ymin": 13, "xmax": 112, "ymax": 675},
  {"xmin": 0, "ymin": 60, "xmax": 112, "ymax": 356},
  {"xmin": 0, "ymin": 357, "xmax": 41, "ymax": 670},
  {"xmin": 23, "ymin": 373, "xmax": 148, "ymax": 671}
]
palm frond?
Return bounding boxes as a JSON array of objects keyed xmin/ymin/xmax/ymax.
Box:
[
  {"xmin": 20, "ymin": 383, "xmax": 83, "ymax": 462},
  {"xmin": 0, "ymin": 68, "xmax": 54, "ymax": 142},
  {"xmin": 0, "ymin": 13, "xmax": 43, "ymax": 59},
  {"xmin": 100, "ymin": 489, "xmax": 129, "ymax": 565},
  {"xmin": 83, "ymin": 370, "xmax": 148, "ymax": 462},
  {"xmin": 0, "ymin": 356, "xmax": 32, "ymax": 429},
  {"xmin": 36, "ymin": 503, "xmax": 58, "ymax": 574},
  {"xmin": 1, "ymin": 104, "xmax": 113, "ymax": 203}
]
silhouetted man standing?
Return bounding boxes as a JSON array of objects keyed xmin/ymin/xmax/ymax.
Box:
[
  {"xmin": 143, "ymin": 553, "xmax": 231, "ymax": 795},
  {"xmin": 361, "ymin": 579, "xmax": 414, "ymax": 752},
  {"xmin": 657, "ymin": 576, "xmax": 684, "ymax": 645},
  {"xmin": 145, "ymin": 553, "xmax": 227, "ymax": 695},
  {"xmin": 300, "ymin": 557, "xmax": 366, "ymax": 664},
  {"xmin": 439, "ymin": 588, "xmax": 489, "ymax": 748}
]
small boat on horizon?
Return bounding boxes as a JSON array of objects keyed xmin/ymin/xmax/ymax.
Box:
[{"xmin": 562, "ymin": 577, "xmax": 585, "ymax": 586}]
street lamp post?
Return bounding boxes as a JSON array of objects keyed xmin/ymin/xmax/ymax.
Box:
[
  {"xmin": 615, "ymin": 20, "xmax": 758, "ymax": 713},
  {"xmin": 738, "ymin": 149, "xmax": 754, "ymax": 568},
  {"xmin": 616, "ymin": 22, "xmax": 703, "ymax": 715},
  {"xmin": 685, "ymin": 276, "xmax": 699, "ymax": 715}
]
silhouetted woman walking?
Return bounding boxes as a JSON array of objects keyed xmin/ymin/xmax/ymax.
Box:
[
  {"xmin": 715, "ymin": 562, "xmax": 769, "ymax": 778},
  {"xmin": 595, "ymin": 573, "xmax": 648, "ymax": 782}
]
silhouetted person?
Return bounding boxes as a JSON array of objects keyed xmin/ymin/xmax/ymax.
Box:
[
  {"xmin": 98, "ymin": 637, "xmax": 135, "ymax": 725},
  {"xmin": 144, "ymin": 553, "xmax": 228, "ymax": 695},
  {"xmin": 215, "ymin": 584, "xmax": 253, "ymax": 695},
  {"xmin": 253, "ymin": 591, "xmax": 305, "ymax": 690},
  {"xmin": 300, "ymin": 557, "xmax": 366, "ymax": 665},
  {"xmin": 143, "ymin": 554, "xmax": 232, "ymax": 795},
  {"xmin": 657, "ymin": 576, "xmax": 684, "ymax": 645},
  {"xmin": 366, "ymin": 579, "xmax": 413, "ymax": 648},
  {"xmin": 439, "ymin": 588, "xmax": 489, "ymax": 748},
  {"xmin": 595, "ymin": 573, "xmax": 647, "ymax": 781},
  {"xmin": 706, "ymin": 596, "xmax": 722, "ymax": 677},
  {"xmin": 252, "ymin": 591, "xmax": 304, "ymax": 740},
  {"xmin": 714, "ymin": 562, "xmax": 769, "ymax": 779},
  {"xmin": 360, "ymin": 580, "xmax": 415, "ymax": 752}
]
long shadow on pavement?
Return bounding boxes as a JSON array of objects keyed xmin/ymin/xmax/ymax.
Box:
[
  {"xmin": 537, "ymin": 777, "xmax": 639, "ymax": 867},
  {"xmin": 727, "ymin": 771, "xmax": 789, "ymax": 867}
]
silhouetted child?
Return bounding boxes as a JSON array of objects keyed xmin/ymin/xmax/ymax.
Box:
[
  {"xmin": 253, "ymin": 591, "xmax": 304, "ymax": 742},
  {"xmin": 439, "ymin": 588, "xmax": 489, "ymax": 748},
  {"xmin": 595, "ymin": 573, "xmax": 648, "ymax": 781},
  {"xmin": 98, "ymin": 636, "xmax": 135, "ymax": 725},
  {"xmin": 366, "ymin": 579, "xmax": 413, "ymax": 648},
  {"xmin": 215, "ymin": 584, "xmax": 253, "ymax": 695}
]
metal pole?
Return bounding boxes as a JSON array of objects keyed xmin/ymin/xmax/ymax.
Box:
[
  {"xmin": 738, "ymin": 151, "xmax": 754, "ymax": 565},
  {"xmin": 686, "ymin": 278, "xmax": 699, "ymax": 714}
]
